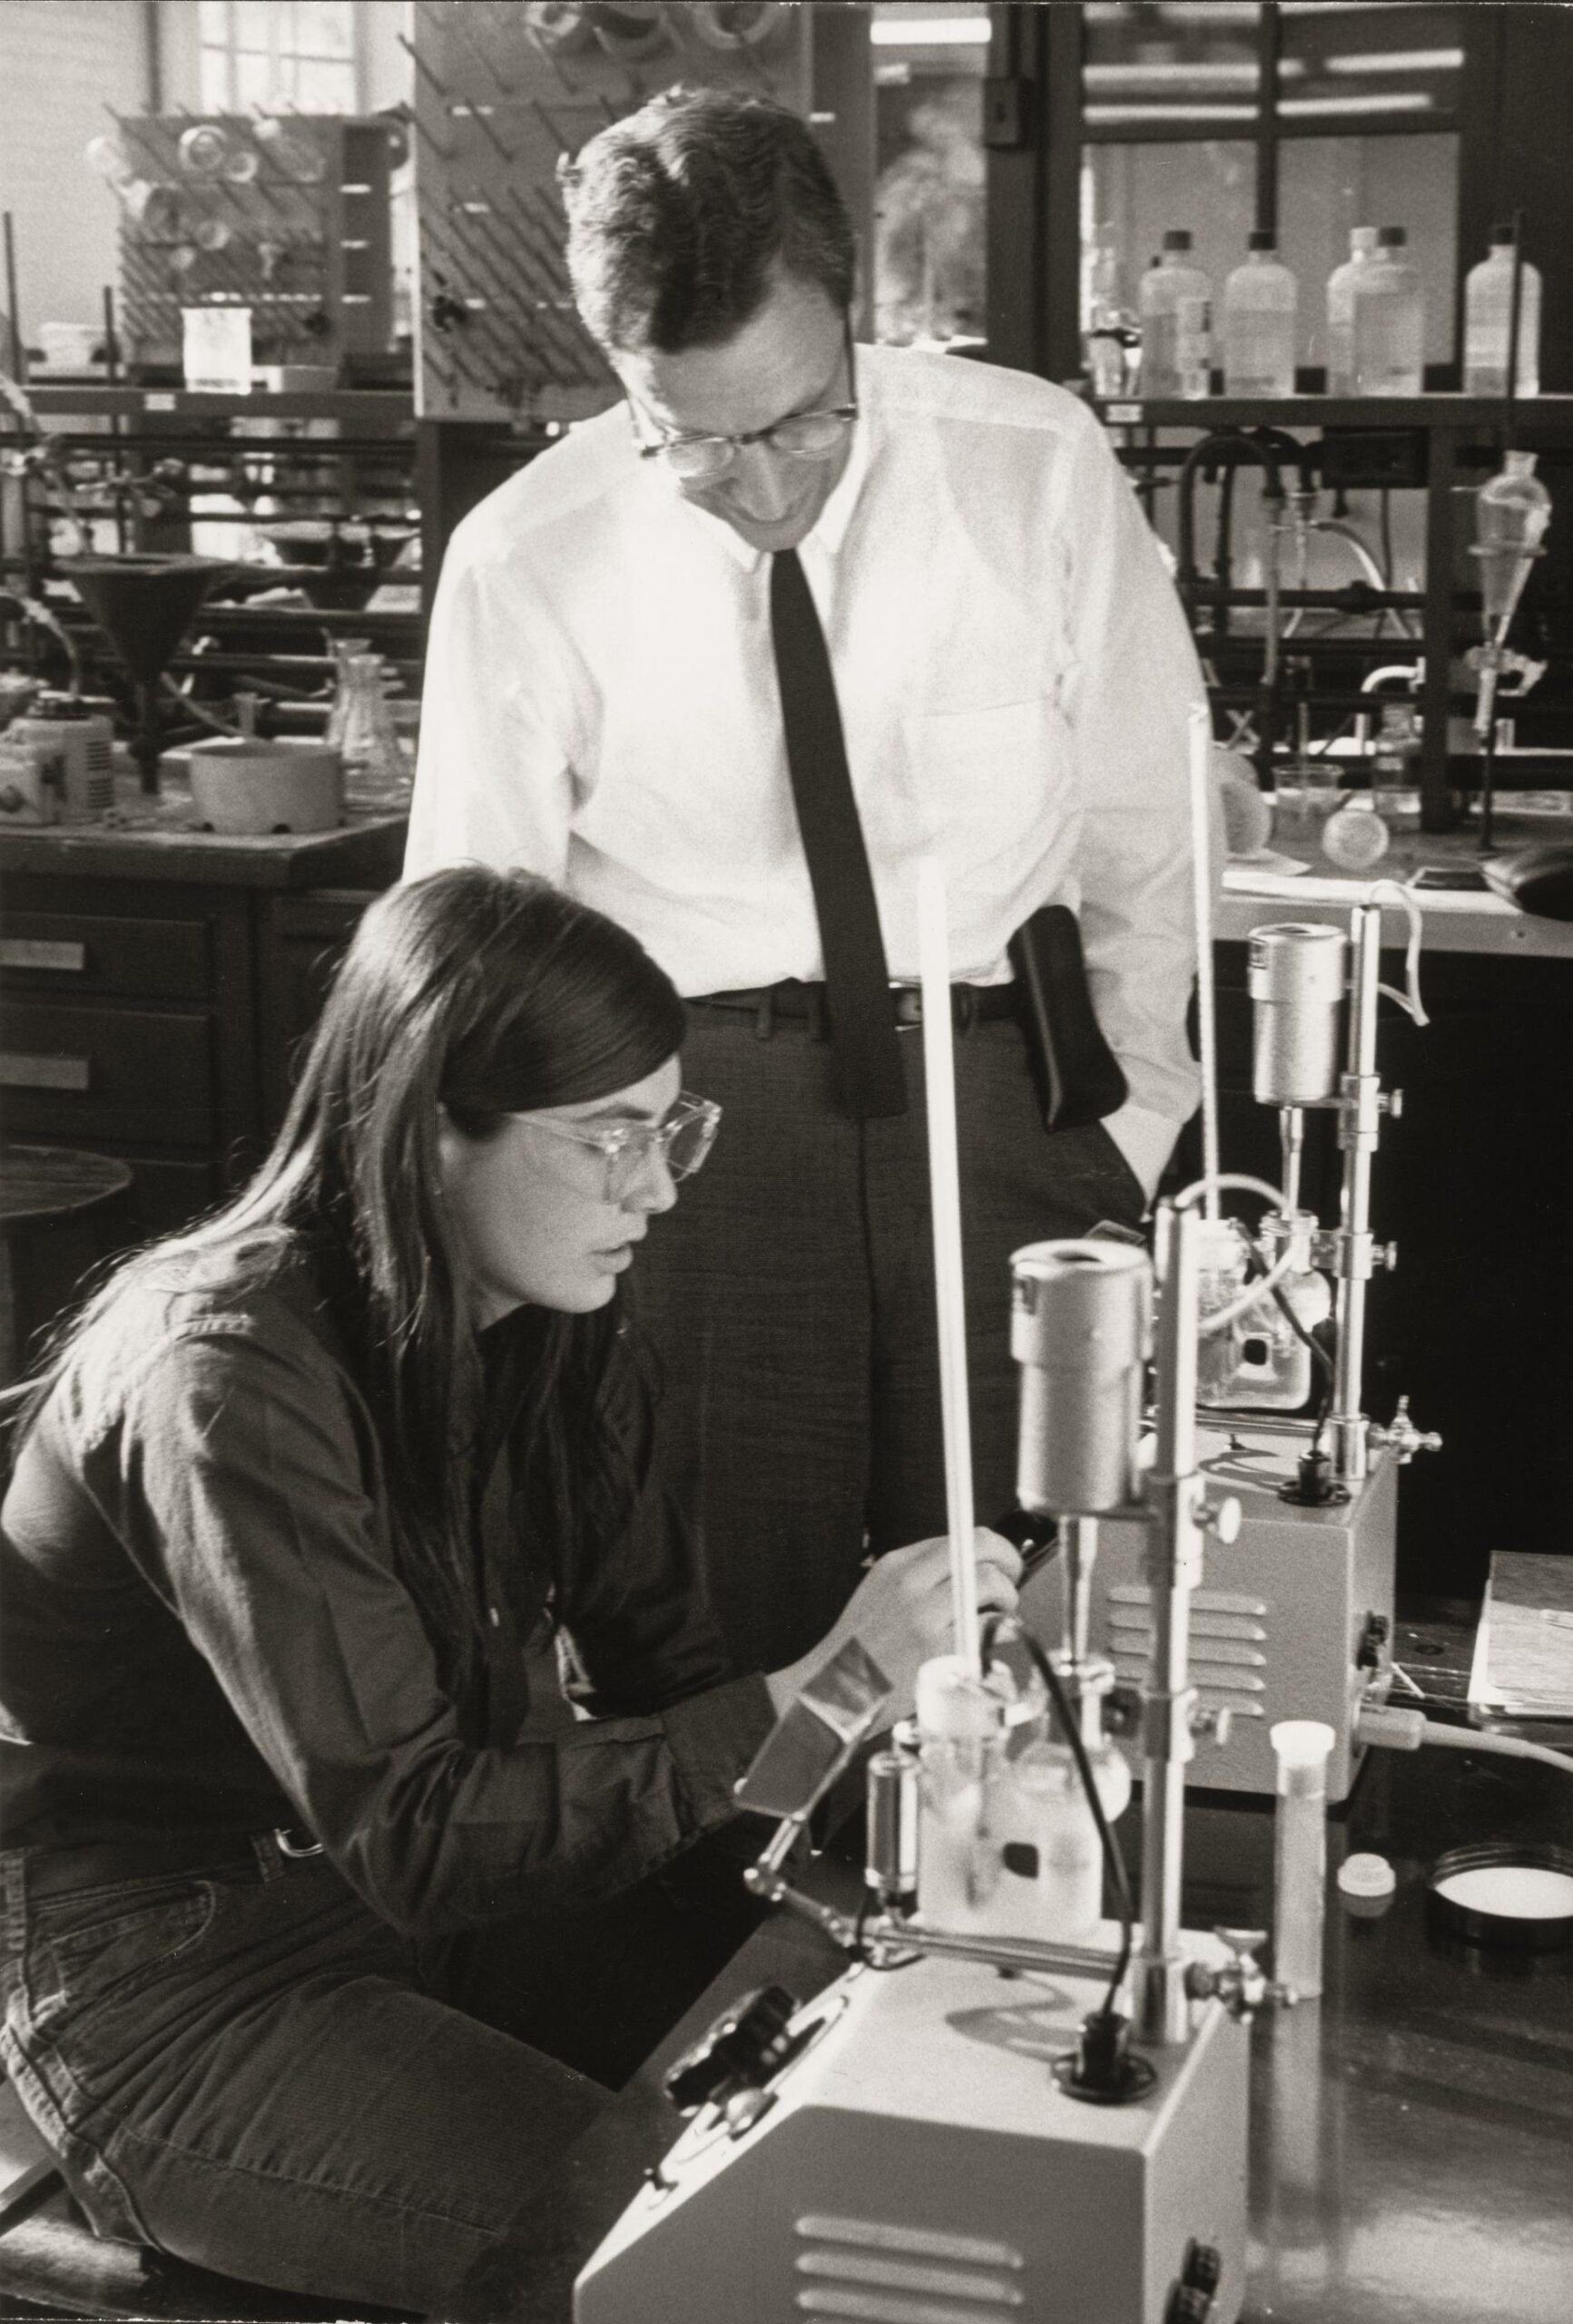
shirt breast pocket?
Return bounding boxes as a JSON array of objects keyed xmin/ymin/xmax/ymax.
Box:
[{"xmin": 900, "ymin": 695, "xmax": 1069, "ymax": 872}]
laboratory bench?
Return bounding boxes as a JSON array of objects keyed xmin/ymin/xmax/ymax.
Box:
[
  {"xmin": 480, "ymin": 1647, "xmax": 1573, "ymax": 2324},
  {"xmin": 0, "ymin": 783, "xmax": 406, "ymax": 1256}
]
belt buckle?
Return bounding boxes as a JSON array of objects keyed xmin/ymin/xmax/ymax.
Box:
[{"xmin": 273, "ymin": 1825, "xmax": 324, "ymax": 1860}]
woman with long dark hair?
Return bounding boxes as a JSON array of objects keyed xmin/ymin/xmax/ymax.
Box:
[{"xmin": 0, "ymin": 866, "xmax": 1018, "ymax": 2317}]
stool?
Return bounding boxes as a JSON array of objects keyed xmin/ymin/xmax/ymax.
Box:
[
  {"xmin": 0, "ymin": 1144, "xmax": 133, "ymax": 1386},
  {"xmin": 0, "ymin": 2082, "xmax": 414, "ymax": 2321}
]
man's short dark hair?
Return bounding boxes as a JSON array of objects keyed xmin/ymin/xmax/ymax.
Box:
[{"xmin": 560, "ymin": 84, "xmax": 855, "ymax": 354}]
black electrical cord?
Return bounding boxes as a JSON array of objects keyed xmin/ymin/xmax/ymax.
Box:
[
  {"xmin": 1240, "ymin": 1242, "xmax": 1336, "ymax": 1452},
  {"xmin": 982, "ymin": 1614, "xmax": 1135, "ymax": 2022},
  {"xmin": 1267, "ymin": 1278, "xmax": 1335, "ymax": 1452}
]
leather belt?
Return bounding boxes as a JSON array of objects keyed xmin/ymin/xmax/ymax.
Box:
[
  {"xmin": 690, "ymin": 979, "xmax": 1019, "ymax": 1034},
  {"xmin": 16, "ymin": 1825, "xmax": 324, "ymax": 1899}
]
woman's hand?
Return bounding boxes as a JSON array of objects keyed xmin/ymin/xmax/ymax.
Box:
[{"xmin": 764, "ymin": 1531, "xmax": 1022, "ymax": 1721}]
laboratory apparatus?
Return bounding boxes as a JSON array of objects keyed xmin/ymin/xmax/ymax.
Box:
[
  {"xmin": 1059, "ymin": 897, "xmax": 1440, "ymax": 1803},
  {"xmin": 576, "ymin": 1214, "xmax": 1281, "ymax": 2324},
  {"xmin": 577, "ymin": 872, "xmax": 1280, "ymax": 2323},
  {"xmin": 1470, "ymin": 449, "xmax": 1551, "ymax": 850}
]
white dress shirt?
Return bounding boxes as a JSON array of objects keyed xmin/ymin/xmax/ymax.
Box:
[{"xmin": 408, "ymin": 345, "xmax": 1205, "ymax": 1195}]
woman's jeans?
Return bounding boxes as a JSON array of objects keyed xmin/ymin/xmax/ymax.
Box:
[{"xmin": 0, "ymin": 1838, "xmax": 611, "ymax": 2317}]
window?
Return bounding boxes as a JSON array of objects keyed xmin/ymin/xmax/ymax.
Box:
[
  {"xmin": 199, "ymin": 1, "xmax": 360, "ymax": 115},
  {"xmin": 1074, "ymin": 2, "xmax": 1468, "ymax": 379},
  {"xmin": 871, "ymin": 2, "xmax": 991, "ymax": 349}
]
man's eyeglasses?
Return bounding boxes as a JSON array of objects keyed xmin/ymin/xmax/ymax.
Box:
[
  {"xmin": 628, "ymin": 313, "xmax": 857, "ymax": 483},
  {"xmin": 521, "ymin": 1091, "xmax": 722, "ymax": 1203}
]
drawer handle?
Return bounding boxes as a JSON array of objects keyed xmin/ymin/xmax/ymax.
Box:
[
  {"xmin": 0, "ymin": 939, "xmax": 87, "ymax": 974},
  {"xmin": 0, "ymin": 1051, "xmax": 92, "ymax": 1093}
]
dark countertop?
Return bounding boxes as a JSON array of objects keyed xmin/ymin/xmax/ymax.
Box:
[
  {"xmin": 0, "ymin": 770, "xmax": 408, "ymax": 891},
  {"xmin": 503, "ymin": 1620, "xmax": 1573, "ymax": 2323}
]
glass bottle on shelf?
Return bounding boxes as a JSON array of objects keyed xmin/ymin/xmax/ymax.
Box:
[
  {"xmin": 1139, "ymin": 231, "xmax": 1213, "ymax": 399},
  {"xmin": 1084, "ymin": 222, "xmax": 1127, "ymax": 399},
  {"xmin": 1325, "ymin": 226, "xmax": 1378, "ymax": 396},
  {"xmin": 1352, "ymin": 227, "xmax": 1424, "ymax": 397},
  {"xmin": 1463, "ymin": 224, "xmax": 1542, "ymax": 398},
  {"xmin": 1223, "ymin": 231, "xmax": 1297, "ymax": 397}
]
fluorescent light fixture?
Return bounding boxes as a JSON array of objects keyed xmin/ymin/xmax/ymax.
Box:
[
  {"xmin": 870, "ymin": 14, "xmax": 990, "ymax": 45},
  {"xmin": 1323, "ymin": 49, "xmax": 1464, "ymax": 74},
  {"xmin": 1086, "ymin": 2, "xmax": 1262, "ymax": 18},
  {"xmin": 1278, "ymin": 92, "xmax": 1435, "ymax": 116},
  {"xmin": 1084, "ymin": 61, "xmax": 1261, "ymax": 88},
  {"xmin": 1086, "ymin": 103, "xmax": 1259, "ymax": 123}
]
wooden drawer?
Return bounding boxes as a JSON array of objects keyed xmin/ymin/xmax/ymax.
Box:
[
  {"xmin": 0, "ymin": 1000, "xmax": 213, "ymax": 1147},
  {"xmin": 0, "ymin": 912, "xmax": 210, "ymax": 1000}
]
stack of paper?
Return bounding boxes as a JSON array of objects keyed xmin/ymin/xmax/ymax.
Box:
[{"xmin": 1468, "ymin": 1551, "xmax": 1573, "ymax": 1720}]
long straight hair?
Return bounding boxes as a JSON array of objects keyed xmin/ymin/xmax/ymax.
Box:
[{"xmin": 15, "ymin": 867, "xmax": 687, "ymax": 1710}]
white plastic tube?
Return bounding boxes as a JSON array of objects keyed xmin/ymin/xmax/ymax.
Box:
[
  {"xmin": 1271, "ymin": 1718, "xmax": 1335, "ymax": 1999},
  {"xmin": 918, "ymin": 857, "xmax": 980, "ymax": 1677},
  {"xmin": 1358, "ymin": 1701, "xmax": 1573, "ymax": 1778}
]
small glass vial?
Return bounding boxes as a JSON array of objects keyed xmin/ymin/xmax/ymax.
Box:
[{"xmin": 1270, "ymin": 1719, "xmax": 1335, "ymax": 1999}]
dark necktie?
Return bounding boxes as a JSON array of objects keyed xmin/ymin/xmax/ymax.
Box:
[{"xmin": 770, "ymin": 547, "xmax": 906, "ymax": 1119}]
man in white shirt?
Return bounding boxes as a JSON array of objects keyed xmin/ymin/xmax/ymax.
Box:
[{"xmin": 408, "ymin": 87, "xmax": 1204, "ymax": 1675}]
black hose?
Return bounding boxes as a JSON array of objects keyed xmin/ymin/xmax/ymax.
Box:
[{"xmin": 982, "ymin": 1615, "xmax": 1135, "ymax": 2022}]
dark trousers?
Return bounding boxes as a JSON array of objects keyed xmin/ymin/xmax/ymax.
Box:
[
  {"xmin": 0, "ymin": 1833, "xmax": 758, "ymax": 2319},
  {"xmin": 635, "ymin": 1008, "xmax": 1147, "ymax": 1675}
]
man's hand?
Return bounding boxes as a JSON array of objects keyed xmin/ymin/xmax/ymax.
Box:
[{"xmin": 764, "ymin": 1531, "xmax": 1022, "ymax": 1719}]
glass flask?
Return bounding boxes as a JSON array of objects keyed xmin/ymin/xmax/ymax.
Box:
[
  {"xmin": 1197, "ymin": 1212, "xmax": 1331, "ymax": 1411},
  {"xmin": 331, "ymin": 648, "xmax": 408, "ymax": 805}
]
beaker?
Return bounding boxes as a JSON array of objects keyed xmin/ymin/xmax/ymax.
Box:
[{"xmin": 333, "ymin": 650, "xmax": 408, "ymax": 804}]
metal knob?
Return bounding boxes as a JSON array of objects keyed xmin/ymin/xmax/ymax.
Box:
[
  {"xmin": 1201, "ymin": 1493, "xmax": 1243, "ymax": 1546},
  {"xmin": 664, "ymin": 1984, "xmax": 801, "ymax": 2116},
  {"xmin": 1189, "ymin": 1701, "xmax": 1234, "ymax": 1748}
]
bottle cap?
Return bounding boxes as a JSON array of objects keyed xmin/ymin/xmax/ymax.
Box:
[
  {"xmin": 1338, "ymin": 1851, "xmax": 1396, "ymax": 1900},
  {"xmin": 1352, "ymin": 226, "xmax": 1379, "ymax": 253},
  {"xmin": 1489, "ymin": 222, "xmax": 1517, "ymax": 246},
  {"xmin": 1378, "ymin": 226, "xmax": 1408, "ymax": 248},
  {"xmin": 1248, "ymin": 230, "xmax": 1277, "ymax": 251},
  {"xmin": 1270, "ymin": 1718, "xmax": 1336, "ymax": 1796},
  {"xmin": 1162, "ymin": 229, "xmax": 1194, "ymax": 251}
]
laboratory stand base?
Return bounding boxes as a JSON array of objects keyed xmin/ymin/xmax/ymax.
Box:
[{"xmin": 575, "ymin": 1949, "xmax": 1248, "ymax": 2324}]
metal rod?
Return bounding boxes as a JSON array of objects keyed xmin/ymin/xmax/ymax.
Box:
[
  {"xmin": 868, "ymin": 1920, "xmax": 1122, "ymax": 1982},
  {"xmin": 1478, "ymin": 661, "xmax": 1499, "ymax": 851},
  {"xmin": 1504, "ymin": 206, "xmax": 1526, "ymax": 445},
  {"xmin": 1137, "ymin": 1201, "xmax": 1202, "ymax": 2045},
  {"xmin": 1279, "ymin": 1106, "xmax": 1304, "ymax": 1216},
  {"xmin": 452, "ymin": 99, "xmax": 517, "ymax": 167},
  {"xmin": 1329, "ymin": 904, "xmax": 1381, "ymax": 1480},
  {"xmin": 1062, "ymin": 1516, "xmax": 1097, "ymax": 1675},
  {"xmin": 397, "ymin": 30, "xmax": 450, "ymax": 102},
  {"xmin": 3, "ymin": 212, "xmax": 25, "ymax": 380}
]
